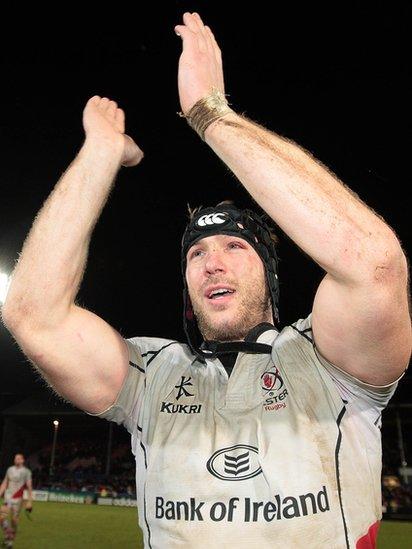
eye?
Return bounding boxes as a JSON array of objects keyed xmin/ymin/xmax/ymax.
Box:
[
  {"xmin": 189, "ymin": 248, "xmax": 204, "ymax": 259},
  {"xmin": 228, "ymin": 241, "xmax": 244, "ymax": 249}
]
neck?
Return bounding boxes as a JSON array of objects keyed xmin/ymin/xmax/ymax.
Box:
[{"xmin": 203, "ymin": 317, "xmax": 275, "ymax": 343}]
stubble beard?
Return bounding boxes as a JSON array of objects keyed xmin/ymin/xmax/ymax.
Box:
[{"xmin": 191, "ymin": 280, "xmax": 272, "ymax": 342}]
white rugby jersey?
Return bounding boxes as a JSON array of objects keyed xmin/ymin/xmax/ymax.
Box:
[
  {"xmin": 91, "ymin": 315, "xmax": 404, "ymax": 548},
  {"xmin": 5, "ymin": 466, "xmax": 31, "ymax": 500}
]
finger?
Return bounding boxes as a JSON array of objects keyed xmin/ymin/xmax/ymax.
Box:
[
  {"xmin": 196, "ymin": 32, "xmax": 208, "ymax": 54},
  {"xmin": 175, "ymin": 17, "xmax": 207, "ymax": 53},
  {"xmin": 87, "ymin": 95, "xmax": 101, "ymax": 106},
  {"xmin": 175, "ymin": 25, "xmax": 198, "ymax": 52},
  {"xmin": 191, "ymin": 12, "xmax": 205, "ymax": 31},
  {"xmin": 183, "ymin": 12, "xmax": 199, "ymax": 33},
  {"xmin": 115, "ymin": 108, "xmax": 125, "ymax": 132},
  {"xmin": 122, "ymin": 135, "xmax": 144, "ymax": 167},
  {"xmin": 192, "ymin": 13, "xmax": 212, "ymax": 55},
  {"xmin": 192, "ymin": 12, "xmax": 208, "ymax": 34},
  {"xmin": 205, "ymin": 26, "xmax": 221, "ymax": 58},
  {"xmin": 206, "ymin": 26, "xmax": 222, "ymax": 66},
  {"xmin": 98, "ymin": 97, "xmax": 110, "ymax": 111},
  {"xmin": 107, "ymin": 100, "xmax": 118, "ymax": 118}
]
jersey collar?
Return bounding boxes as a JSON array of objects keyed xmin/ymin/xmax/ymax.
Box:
[{"xmin": 200, "ymin": 323, "xmax": 278, "ymax": 358}]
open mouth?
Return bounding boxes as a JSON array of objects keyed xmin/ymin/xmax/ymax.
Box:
[{"xmin": 207, "ymin": 288, "xmax": 235, "ymax": 300}]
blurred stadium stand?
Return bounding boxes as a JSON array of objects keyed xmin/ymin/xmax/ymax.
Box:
[{"xmin": 0, "ymin": 390, "xmax": 135, "ymax": 500}]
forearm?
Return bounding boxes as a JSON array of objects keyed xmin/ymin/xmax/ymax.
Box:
[
  {"xmin": 2, "ymin": 139, "xmax": 123, "ymax": 329},
  {"xmin": 205, "ymin": 112, "xmax": 402, "ymax": 281}
]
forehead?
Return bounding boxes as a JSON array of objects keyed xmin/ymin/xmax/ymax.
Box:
[
  {"xmin": 186, "ymin": 234, "xmax": 264, "ymax": 267},
  {"xmin": 188, "ymin": 234, "xmax": 251, "ymax": 250}
]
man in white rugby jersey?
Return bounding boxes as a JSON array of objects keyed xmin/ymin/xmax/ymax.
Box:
[
  {"xmin": 2, "ymin": 12, "xmax": 410, "ymax": 549},
  {"xmin": 0, "ymin": 454, "xmax": 32, "ymax": 548}
]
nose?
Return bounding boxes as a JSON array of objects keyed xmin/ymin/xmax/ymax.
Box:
[{"xmin": 204, "ymin": 249, "xmax": 227, "ymax": 275}]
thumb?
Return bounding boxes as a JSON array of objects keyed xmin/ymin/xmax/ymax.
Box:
[
  {"xmin": 121, "ymin": 135, "xmax": 144, "ymax": 168},
  {"xmin": 174, "ymin": 25, "xmax": 197, "ymax": 51}
]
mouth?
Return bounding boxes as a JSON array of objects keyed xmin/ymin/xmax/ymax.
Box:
[{"xmin": 204, "ymin": 285, "xmax": 236, "ymax": 301}]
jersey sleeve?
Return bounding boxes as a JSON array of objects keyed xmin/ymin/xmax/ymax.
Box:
[
  {"xmin": 293, "ymin": 314, "xmax": 406, "ymax": 417},
  {"xmin": 87, "ymin": 337, "xmax": 146, "ymax": 434}
]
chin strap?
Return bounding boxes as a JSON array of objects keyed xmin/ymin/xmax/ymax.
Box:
[{"xmin": 200, "ymin": 340, "xmax": 272, "ymax": 359}]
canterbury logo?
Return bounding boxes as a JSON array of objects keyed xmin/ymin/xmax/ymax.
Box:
[
  {"xmin": 197, "ymin": 213, "xmax": 227, "ymax": 227},
  {"xmin": 224, "ymin": 451, "xmax": 250, "ymax": 476}
]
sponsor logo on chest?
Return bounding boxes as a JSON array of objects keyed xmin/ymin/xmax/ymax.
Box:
[
  {"xmin": 261, "ymin": 366, "xmax": 289, "ymax": 411},
  {"xmin": 160, "ymin": 376, "xmax": 202, "ymax": 415},
  {"xmin": 207, "ymin": 445, "xmax": 261, "ymax": 481},
  {"xmin": 154, "ymin": 485, "xmax": 330, "ymax": 522}
]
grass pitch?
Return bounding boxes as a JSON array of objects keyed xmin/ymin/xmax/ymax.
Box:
[
  {"xmin": 12, "ymin": 501, "xmax": 143, "ymax": 548},
  {"xmin": 377, "ymin": 520, "xmax": 412, "ymax": 548},
  {"xmin": 6, "ymin": 501, "xmax": 412, "ymax": 548}
]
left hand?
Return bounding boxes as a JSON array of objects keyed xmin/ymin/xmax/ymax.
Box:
[
  {"xmin": 175, "ymin": 12, "xmax": 225, "ymax": 114},
  {"xmin": 83, "ymin": 96, "xmax": 144, "ymax": 168}
]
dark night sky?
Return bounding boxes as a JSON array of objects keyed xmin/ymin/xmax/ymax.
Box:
[{"xmin": 0, "ymin": 2, "xmax": 410, "ymax": 403}]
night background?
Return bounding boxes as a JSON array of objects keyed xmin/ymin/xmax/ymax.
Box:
[
  {"xmin": 0, "ymin": 0, "xmax": 410, "ymax": 544},
  {"xmin": 0, "ymin": 1, "xmax": 410, "ymax": 398}
]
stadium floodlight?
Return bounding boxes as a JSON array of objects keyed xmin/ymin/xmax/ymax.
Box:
[
  {"xmin": 50, "ymin": 419, "xmax": 60, "ymax": 476},
  {"xmin": 0, "ymin": 272, "xmax": 11, "ymax": 305}
]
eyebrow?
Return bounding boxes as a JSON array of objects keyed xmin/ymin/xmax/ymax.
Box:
[{"xmin": 188, "ymin": 236, "xmax": 248, "ymax": 252}]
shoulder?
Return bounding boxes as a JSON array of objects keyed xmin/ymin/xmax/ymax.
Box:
[
  {"xmin": 277, "ymin": 314, "xmax": 402, "ymax": 414},
  {"xmin": 274, "ymin": 315, "xmax": 315, "ymax": 349},
  {"xmin": 127, "ymin": 336, "xmax": 187, "ymax": 357},
  {"xmin": 124, "ymin": 336, "xmax": 194, "ymax": 369}
]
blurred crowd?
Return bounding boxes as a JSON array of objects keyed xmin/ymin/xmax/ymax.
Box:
[
  {"xmin": 26, "ymin": 439, "xmax": 136, "ymax": 498},
  {"xmin": 382, "ymin": 471, "xmax": 412, "ymax": 515},
  {"xmin": 381, "ymin": 438, "xmax": 412, "ymax": 515}
]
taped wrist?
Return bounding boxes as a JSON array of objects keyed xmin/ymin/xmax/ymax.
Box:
[{"xmin": 180, "ymin": 88, "xmax": 232, "ymax": 140}]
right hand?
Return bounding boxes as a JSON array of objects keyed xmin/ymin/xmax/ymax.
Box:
[
  {"xmin": 83, "ymin": 96, "xmax": 144, "ymax": 167},
  {"xmin": 175, "ymin": 12, "xmax": 225, "ymax": 115}
]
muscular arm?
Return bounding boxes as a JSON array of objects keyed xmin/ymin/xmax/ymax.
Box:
[
  {"xmin": 176, "ymin": 13, "xmax": 411, "ymax": 385},
  {"xmin": 1, "ymin": 97, "xmax": 143, "ymax": 413}
]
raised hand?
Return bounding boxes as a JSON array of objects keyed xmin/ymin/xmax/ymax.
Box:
[
  {"xmin": 83, "ymin": 96, "xmax": 143, "ymax": 167},
  {"xmin": 175, "ymin": 12, "xmax": 225, "ymax": 115}
]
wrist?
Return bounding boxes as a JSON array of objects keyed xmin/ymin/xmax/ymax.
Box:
[
  {"xmin": 81, "ymin": 135, "xmax": 124, "ymax": 166},
  {"xmin": 181, "ymin": 88, "xmax": 233, "ymax": 141}
]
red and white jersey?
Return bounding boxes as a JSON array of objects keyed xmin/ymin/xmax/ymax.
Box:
[
  {"xmin": 5, "ymin": 466, "xmax": 31, "ymax": 500},
  {"xmin": 91, "ymin": 315, "xmax": 404, "ymax": 548}
]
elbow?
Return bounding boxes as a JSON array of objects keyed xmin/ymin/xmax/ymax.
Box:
[
  {"xmin": 1, "ymin": 280, "xmax": 32, "ymax": 325},
  {"xmin": 2, "ymin": 289, "xmax": 69, "ymax": 333},
  {"xmin": 372, "ymin": 233, "xmax": 408, "ymax": 285},
  {"xmin": 2, "ymin": 299, "xmax": 41, "ymax": 334},
  {"xmin": 1, "ymin": 301, "xmax": 23, "ymax": 331},
  {"xmin": 340, "ymin": 230, "xmax": 408, "ymax": 288},
  {"xmin": 2, "ymin": 301, "xmax": 73, "ymax": 342},
  {"xmin": 1, "ymin": 279, "xmax": 28, "ymax": 330}
]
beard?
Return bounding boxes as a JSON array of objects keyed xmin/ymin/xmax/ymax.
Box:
[{"xmin": 190, "ymin": 276, "xmax": 272, "ymax": 342}]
